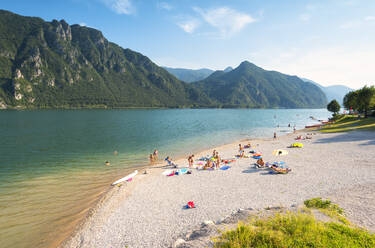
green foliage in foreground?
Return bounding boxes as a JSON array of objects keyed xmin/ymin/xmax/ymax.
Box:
[
  {"xmin": 320, "ymin": 115, "xmax": 375, "ymax": 133},
  {"xmin": 304, "ymin": 197, "xmax": 343, "ymax": 214},
  {"xmin": 214, "ymin": 211, "xmax": 375, "ymax": 248}
]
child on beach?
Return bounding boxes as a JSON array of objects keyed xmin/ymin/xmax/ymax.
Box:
[{"xmin": 149, "ymin": 154, "xmax": 154, "ymax": 163}]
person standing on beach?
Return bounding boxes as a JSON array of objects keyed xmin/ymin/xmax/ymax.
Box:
[
  {"xmin": 274, "ymin": 132, "xmax": 277, "ymax": 139},
  {"xmin": 149, "ymin": 154, "xmax": 154, "ymax": 163},
  {"xmin": 215, "ymin": 151, "xmax": 221, "ymax": 169},
  {"xmin": 153, "ymin": 149, "xmax": 159, "ymax": 161},
  {"xmin": 188, "ymin": 155, "xmax": 194, "ymax": 168},
  {"xmin": 239, "ymin": 144, "xmax": 244, "ymax": 158}
]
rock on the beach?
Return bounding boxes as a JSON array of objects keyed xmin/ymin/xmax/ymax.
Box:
[
  {"xmin": 202, "ymin": 220, "xmax": 215, "ymax": 226},
  {"xmin": 173, "ymin": 238, "xmax": 186, "ymax": 248}
]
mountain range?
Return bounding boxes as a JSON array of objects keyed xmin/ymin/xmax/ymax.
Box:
[
  {"xmin": 300, "ymin": 78, "xmax": 353, "ymax": 104},
  {"xmin": 164, "ymin": 66, "xmax": 352, "ymax": 106},
  {"xmin": 0, "ymin": 10, "xmax": 327, "ymax": 109},
  {"xmin": 194, "ymin": 61, "xmax": 327, "ymax": 108}
]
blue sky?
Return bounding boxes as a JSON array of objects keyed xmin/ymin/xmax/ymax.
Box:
[{"xmin": 2, "ymin": 0, "xmax": 375, "ymax": 88}]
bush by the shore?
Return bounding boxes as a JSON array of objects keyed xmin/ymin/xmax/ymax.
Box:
[{"xmin": 214, "ymin": 199, "xmax": 375, "ymax": 248}]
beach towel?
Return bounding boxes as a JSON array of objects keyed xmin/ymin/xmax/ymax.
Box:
[
  {"xmin": 220, "ymin": 166, "xmax": 231, "ymax": 170},
  {"xmin": 291, "ymin": 143, "xmax": 303, "ymax": 148}
]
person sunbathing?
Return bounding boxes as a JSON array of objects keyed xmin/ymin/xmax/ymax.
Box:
[
  {"xmin": 244, "ymin": 143, "xmax": 251, "ymax": 148},
  {"xmin": 204, "ymin": 159, "xmax": 214, "ymax": 169},
  {"xmin": 256, "ymin": 158, "xmax": 265, "ymax": 168},
  {"xmin": 165, "ymin": 156, "xmax": 177, "ymax": 168}
]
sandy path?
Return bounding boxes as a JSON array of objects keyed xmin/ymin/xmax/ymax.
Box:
[{"xmin": 64, "ymin": 131, "xmax": 375, "ymax": 248}]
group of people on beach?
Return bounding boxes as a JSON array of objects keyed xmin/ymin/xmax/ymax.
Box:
[
  {"xmin": 202, "ymin": 150, "xmax": 221, "ymax": 169},
  {"xmin": 149, "ymin": 149, "xmax": 159, "ymax": 163}
]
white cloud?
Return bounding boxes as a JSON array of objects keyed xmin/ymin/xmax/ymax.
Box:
[
  {"xmin": 79, "ymin": 22, "xmax": 87, "ymax": 26},
  {"xmin": 193, "ymin": 7, "xmax": 256, "ymax": 37},
  {"xmin": 299, "ymin": 13, "xmax": 311, "ymax": 22},
  {"xmin": 365, "ymin": 16, "xmax": 375, "ymax": 21},
  {"xmin": 177, "ymin": 19, "xmax": 200, "ymax": 33},
  {"xmin": 158, "ymin": 2, "xmax": 172, "ymax": 11},
  {"xmin": 102, "ymin": 0, "xmax": 133, "ymax": 15}
]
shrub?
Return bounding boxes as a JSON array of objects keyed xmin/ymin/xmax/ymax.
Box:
[{"xmin": 214, "ymin": 212, "xmax": 375, "ymax": 248}]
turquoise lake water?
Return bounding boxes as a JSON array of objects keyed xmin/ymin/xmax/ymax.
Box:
[{"xmin": 0, "ymin": 109, "xmax": 330, "ymax": 248}]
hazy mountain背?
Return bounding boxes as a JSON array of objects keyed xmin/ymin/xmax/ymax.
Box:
[
  {"xmin": 300, "ymin": 78, "xmax": 353, "ymax": 105},
  {"xmin": 0, "ymin": 10, "xmax": 327, "ymax": 109},
  {"xmin": 193, "ymin": 61, "xmax": 327, "ymax": 108}
]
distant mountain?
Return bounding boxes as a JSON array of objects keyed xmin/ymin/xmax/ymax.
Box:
[
  {"xmin": 0, "ymin": 10, "xmax": 212, "ymax": 109},
  {"xmin": 194, "ymin": 61, "xmax": 327, "ymax": 108},
  {"xmin": 224, "ymin": 66, "xmax": 233, "ymax": 72},
  {"xmin": 300, "ymin": 78, "xmax": 353, "ymax": 104},
  {"xmin": 163, "ymin": 67, "xmax": 214, "ymax": 83}
]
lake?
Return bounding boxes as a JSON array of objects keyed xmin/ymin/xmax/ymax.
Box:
[{"xmin": 0, "ymin": 109, "xmax": 330, "ymax": 248}]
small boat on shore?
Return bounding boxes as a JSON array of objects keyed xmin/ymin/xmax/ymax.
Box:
[
  {"xmin": 305, "ymin": 124, "xmax": 322, "ymax": 128},
  {"xmin": 112, "ymin": 170, "xmax": 138, "ymax": 185}
]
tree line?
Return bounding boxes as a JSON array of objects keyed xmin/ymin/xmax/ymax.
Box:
[{"xmin": 327, "ymin": 85, "xmax": 375, "ymax": 117}]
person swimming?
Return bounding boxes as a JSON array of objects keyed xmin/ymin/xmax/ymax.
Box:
[{"xmin": 105, "ymin": 161, "xmax": 110, "ymax": 166}]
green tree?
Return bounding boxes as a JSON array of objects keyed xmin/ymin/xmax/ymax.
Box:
[
  {"xmin": 343, "ymin": 91, "xmax": 358, "ymax": 111},
  {"xmin": 357, "ymin": 86, "xmax": 375, "ymax": 117},
  {"xmin": 327, "ymin": 99, "xmax": 341, "ymax": 115}
]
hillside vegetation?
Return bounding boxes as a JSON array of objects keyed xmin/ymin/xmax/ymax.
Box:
[
  {"xmin": 194, "ymin": 61, "xmax": 327, "ymax": 108},
  {"xmin": 0, "ymin": 10, "xmax": 327, "ymax": 109},
  {"xmin": 0, "ymin": 10, "xmax": 211, "ymax": 109}
]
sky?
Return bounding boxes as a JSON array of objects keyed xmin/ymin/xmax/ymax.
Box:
[{"xmin": 2, "ymin": 0, "xmax": 375, "ymax": 88}]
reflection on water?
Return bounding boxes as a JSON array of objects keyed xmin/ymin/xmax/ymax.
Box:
[{"xmin": 0, "ymin": 109, "xmax": 329, "ymax": 248}]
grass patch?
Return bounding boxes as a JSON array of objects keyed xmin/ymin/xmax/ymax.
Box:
[
  {"xmin": 320, "ymin": 115, "xmax": 375, "ymax": 133},
  {"xmin": 214, "ymin": 211, "xmax": 375, "ymax": 248},
  {"xmin": 304, "ymin": 197, "xmax": 350, "ymax": 225},
  {"xmin": 214, "ymin": 199, "xmax": 374, "ymax": 247}
]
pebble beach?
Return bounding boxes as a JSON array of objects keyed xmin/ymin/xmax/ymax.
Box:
[{"xmin": 63, "ymin": 130, "xmax": 375, "ymax": 248}]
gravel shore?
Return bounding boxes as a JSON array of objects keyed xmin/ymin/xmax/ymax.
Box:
[{"xmin": 63, "ymin": 130, "xmax": 375, "ymax": 248}]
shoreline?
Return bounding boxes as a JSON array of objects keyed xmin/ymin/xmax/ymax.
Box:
[
  {"xmin": 63, "ymin": 127, "xmax": 375, "ymax": 247},
  {"xmin": 59, "ymin": 128, "xmax": 307, "ymax": 247}
]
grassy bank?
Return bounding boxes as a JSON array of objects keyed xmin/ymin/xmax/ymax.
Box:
[
  {"xmin": 214, "ymin": 198, "xmax": 375, "ymax": 248},
  {"xmin": 320, "ymin": 115, "xmax": 375, "ymax": 133}
]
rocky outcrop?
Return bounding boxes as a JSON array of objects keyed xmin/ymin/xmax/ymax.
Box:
[{"xmin": 0, "ymin": 99, "xmax": 7, "ymax": 109}]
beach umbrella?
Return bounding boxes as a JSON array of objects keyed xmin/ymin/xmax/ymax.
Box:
[{"xmin": 272, "ymin": 149, "xmax": 288, "ymax": 156}]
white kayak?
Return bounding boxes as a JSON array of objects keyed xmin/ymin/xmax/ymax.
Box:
[{"xmin": 112, "ymin": 170, "xmax": 138, "ymax": 185}]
